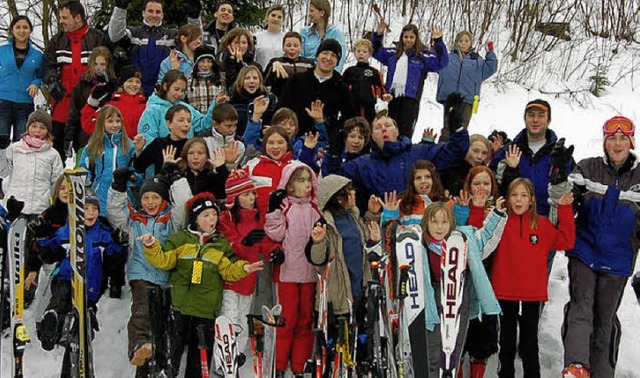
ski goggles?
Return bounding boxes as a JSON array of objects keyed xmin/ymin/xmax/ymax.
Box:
[{"xmin": 603, "ymin": 116, "xmax": 634, "ymax": 136}]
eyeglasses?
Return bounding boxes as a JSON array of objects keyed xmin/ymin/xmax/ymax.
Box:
[{"xmin": 603, "ymin": 117, "xmax": 634, "ymax": 136}]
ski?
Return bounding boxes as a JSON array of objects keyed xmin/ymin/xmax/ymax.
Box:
[
  {"xmin": 0, "ymin": 215, "xmax": 6, "ymax": 375},
  {"xmin": 247, "ymin": 307, "xmax": 284, "ymax": 378},
  {"xmin": 262, "ymin": 304, "xmax": 281, "ymax": 378},
  {"xmin": 64, "ymin": 168, "xmax": 94, "ymax": 378},
  {"xmin": 395, "ymin": 264, "xmax": 412, "ymax": 378},
  {"xmin": 213, "ymin": 315, "xmax": 239, "ymax": 378},
  {"xmin": 8, "ymin": 216, "xmax": 29, "ymax": 378},
  {"xmin": 439, "ymin": 230, "xmax": 468, "ymax": 378}
]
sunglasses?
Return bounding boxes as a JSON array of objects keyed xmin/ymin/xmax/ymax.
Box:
[{"xmin": 604, "ymin": 117, "xmax": 634, "ymax": 136}]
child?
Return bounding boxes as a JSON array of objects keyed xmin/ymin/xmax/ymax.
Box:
[
  {"xmin": 37, "ymin": 194, "xmax": 125, "ymax": 352},
  {"xmin": 342, "ymin": 39, "xmax": 392, "ymax": 123},
  {"xmin": 320, "ymin": 116, "xmax": 371, "ymax": 177},
  {"xmin": 137, "ymin": 69, "xmax": 214, "ymax": 147},
  {"xmin": 157, "ymin": 24, "xmax": 202, "ymax": 83},
  {"xmin": 264, "ymin": 161, "xmax": 322, "ymax": 376},
  {"xmin": 254, "ymin": 4, "xmax": 286, "ymax": 68},
  {"xmin": 202, "ymin": 103, "xmax": 245, "ymax": 169},
  {"xmin": 372, "ymin": 22, "xmax": 448, "ymax": 138},
  {"xmin": 441, "ymin": 134, "xmax": 491, "ymax": 196},
  {"xmin": 1, "ymin": 109, "xmax": 63, "ymax": 216},
  {"xmin": 79, "ymin": 105, "xmax": 136, "ymax": 215},
  {"xmin": 107, "ymin": 173, "xmax": 176, "ymax": 373},
  {"xmin": 263, "ymin": 32, "xmax": 315, "ymax": 100},
  {"xmin": 436, "ymin": 31, "xmax": 497, "ymax": 142},
  {"xmin": 185, "ymin": 45, "xmax": 224, "ymax": 114},
  {"xmin": 419, "ymin": 201, "xmax": 506, "ymax": 376},
  {"xmin": 219, "ymin": 168, "xmax": 282, "ymax": 355},
  {"xmin": 490, "ymin": 178, "xmax": 575, "ymax": 377},
  {"xmin": 139, "ymin": 192, "xmax": 263, "ymax": 377},
  {"xmin": 134, "ymin": 104, "xmax": 192, "ymax": 176},
  {"xmin": 220, "ymin": 28, "xmax": 262, "ymax": 93},
  {"xmin": 81, "ymin": 65, "xmax": 147, "ymax": 140},
  {"xmin": 228, "ymin": 65, "xmax": 277, "ymax": 136}
]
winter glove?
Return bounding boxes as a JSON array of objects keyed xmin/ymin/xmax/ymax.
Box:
[
  {"xmin": 87, "ymin": 83, "xmax": 112, "ymax": 108},
  {"xmin": 27, "ymin": 216, "xmax": 52, "ymax": 238},
  {"xmin": 550, "ymin": 138, "xmax": 574, "ymax": 185},
  {"xmin": 487, "ymin": 41, "xmax": 494, "ymax": 52},
  {"xmin": 184, "ymin": 0, "xmax": 202, "ymax": 19},
  {"xmin": 112, "ymin": 167, "xmax": 132, "ymax": 192},
  {"xmin": 444, "ymin": 93, "xmax": 465, "ymax": 133},
  {"xmin": 326, "ymin": 117, "xmax": 345, "ymax": 156},
  {"xmin": 114, "ymin": 0, "xmax": 131, "ymax": 9},
  {"xmin": 242, "ymin": 228, "xmax": 265, "ymax": 246},
  {"xmin": 6, "ymin": 196, "xmax": 24, "ymax": 222},
  {"xmin": 162, "ymin": 162, "xmax": 182, "ymax": 184},
  {"xmin": 64, "ymin": 140, "xmax": 74, "ymax": 159},
  {"xmin": 267, "ymin": 189, "xmax": 287, "ymax": 213},
  {"xmin": 46, "ymin": 78, "xmax": 66, "ymax": 101},
  {"xmin": 0, "ymin": 134, "xmax": 11, "ymax": 149},
  {"xmin": 269, "ymin": 247, "xmax": 285, "ymax": 265},
  {"xmin": 113, "ymin": 228, "xmax": 129, "ymax": 247}
]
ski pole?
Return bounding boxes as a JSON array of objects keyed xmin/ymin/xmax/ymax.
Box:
[{"xmin": 197, "ymin": 324, "xmax": 210, "ymax": 378}]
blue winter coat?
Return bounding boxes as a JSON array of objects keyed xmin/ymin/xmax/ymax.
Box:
[
  {"xmin": 300, "ymin": 25, "xmax": 347, "ymax": 72},
  {"xmin": 157, "ymin": 50, "xmax": 194, "ymax": 84},
  {"xmin": 566, "ymin": 154, "xmax": 640, "ymax": 276},
  {"xmin": 372, "ymin": 34, "xmax": 448, "ymax": 100},
  {"xmin": 436, "ymin": 48, "xmax": 497, "ymax": 105},
  {"xmin": 79, "ymin": 132, "xmax": 137, "ymax": 216},
  {"xmin": 40, "ymin": 221, "xmax": 124, "ymax": 303},
  {"xmin": 0, "ymin": 39, "xmax": 43, "ymax": 103},
  {"xmin": 137, "ymin": 92, "xmax": 215, "ymax": 147}
]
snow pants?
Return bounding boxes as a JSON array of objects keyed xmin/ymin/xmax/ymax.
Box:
[
  {"xmin": 562, "ymin": 257, "xmax": 627, "ymax": 378},
  {"xmin": 275, "ymin": 281, "xmax": 315, "ymax": 373},
  {"xmin": 171, "ymin": 311, "xmax": 216, "ymax": 378},
  {"xmin": 388, "ymin": 96, "xmax": 419, "ymax": 139},
  {"xmin": 497, "ymin": 300, "xmax": 542, "ymax": 378},
  {"xmin": 439, "ymin": 102, "xmax": 473, "ymax": 142}
]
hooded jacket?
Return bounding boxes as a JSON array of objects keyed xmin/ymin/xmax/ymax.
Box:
[
  {"xmin": 245, "ymin": 151, "xmax": 293, "ymax": 218},
  {"xmin": 264, "ymin": 161, "xmax": 322, "ymax": 283},
  {"xmin": 81, "ymin": 92, "xmax": 147, "ymax": 140},
  {"xmin": 436, "ymin": 48, "xmax": 497, "ymax": 105},
  {"xmin": 0, "ymin": 39, "xmax": 43, "ymax": 104}
]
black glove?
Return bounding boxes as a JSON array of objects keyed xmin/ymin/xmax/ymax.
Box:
[
  {"xmin": 267, "ymin": 189, "xmax": 287, "ymax": 213},
  {"xmin": 184, "ymin": 0, "xmax": 202, "ymax": 18},
  {"xmin": 27, "ymin": 216, "xmax": 52, "ymax": 238},
  {"xmin": 114, "ymin": 0, "xmax": 131, "ymax": 9},
  {"xmin": 0, "ymin": 134, "xmax": 10, "ymax": 149},
  {"xmin": 242, "ymin": 228, "xmax": 265, "ymax": 246},
  {"xmin": 162, "ymin": 162, "xmax": 182, "ymax": 184},
  {"xmin": 87, "ymin": 83, "xmax": 111, "ymax": 108},
  {"xmin": 632, "ymin": 273, "xmax": 640, "ymax": 303},
  {"xmin": 89, "ymin": 305, "xmax": 100, "ymax": 333},
  {"xmin": 64, "ymin": 140, "xmax": 74, "ymax": 159},
  {"xmin": 326, "ymin": 117, "xmax": 345, "ymax": 156},
  {"xmin": 46, "ymin": 78, "xmax": 66, "ymax": 101},
  {"xmin": 269, "ymin": 247, "xmax": 285, "ymax": 265},
  {"xmin": 550, "ymin": 138, "xmax": 574, "ymax": 185},
  {"xmin": 6, "ymin": 196, "xmax": 24, "ymax": 222},
  {"xmin": 114, "ymin": 228, "xmax": 129, "ymax": 247},
  {"xmin": 444, "ymin": 92, "xmax": 465, "ymax": 133},
  {"xmin": 112, "ymin": 167, "xmax": 132, "ymax": 192}
]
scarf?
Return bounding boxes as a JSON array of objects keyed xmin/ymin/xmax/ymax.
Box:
[
  {"xmin": 19, "ymin": 135, "xmax": 48, "ymax": 151},
  {"xmin": 391, "ymin": 53, "xmax": 409, "ymax": 97}
]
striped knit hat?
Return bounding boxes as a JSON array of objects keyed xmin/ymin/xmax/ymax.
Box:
[{"xmin": 225, "ymin": 168, "xmax": 256, "ymax": 209}]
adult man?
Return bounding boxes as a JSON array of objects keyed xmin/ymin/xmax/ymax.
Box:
[
  {"xmin": 278, "ymin": 39, "xmax": 355, "ymax": 136},
  {"xmin": 44, "ymin": 1, "xmax": 110, "ymax": 158},
  {"xmin": 108, "ymin": 0, "xmax": 185, "ymax": 97},
  {"xmin": 191, "ymin": 1, "xmax": 236, "ymax": 57}
]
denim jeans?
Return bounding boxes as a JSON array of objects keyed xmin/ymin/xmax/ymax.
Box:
[{"xmin": 0, "ymin": 99, "xmax": 34, "ymax": 141}]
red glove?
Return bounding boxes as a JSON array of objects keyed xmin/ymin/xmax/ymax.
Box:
[{"xmin": 487, "ymin": 41, "xmax": 494, "ymax": 52}]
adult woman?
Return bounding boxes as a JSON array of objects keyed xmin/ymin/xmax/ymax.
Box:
[
  {"xmin": 0, "ymin": 16, "xmax": 43, "ymax": 141},
  {"xmin": 158, "ymin": 24, "xmax": 202, "ymax": 83},
  {"xmin": 300, "ymin": 0, "xmax": 346, "ymax": 71},
  {"xmin": 254, "ymin": 4, "xmax": 286, "ymax": 68},
  {"xmin": 558, "ymin": 116, "xmax": 640, "ymax": 378}
]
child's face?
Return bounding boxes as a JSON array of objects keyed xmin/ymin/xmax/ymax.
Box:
[
  {"xmin": 104, "ymin": 115, "xmax": 123, "ymax": 134},
  {"xmin": 414, "ymin": 169, "xmax": 433, "ymax": 195},
  {"xmin": 354, "ymin": 46, "xmax": 371, "ymax": 63},
  {"xmin": 265, "ymin": 133, "xmax": 288, "ymax": 160},
  {"xmin": 243, "ymin": 70, "xmax": 261, "ymax": 94},
  {"xmin": 214, "ymin": 119, "xmax": 237, "ymax": 137},
  {"xmin": 465, "ymin": 141, "xmax": 489, "ymax": 167},
  {"xmin": 93, "ymin": 56, "xmax": 108, "ymax": 74},
  {"xmin": 123, "ymin": 77, "xmax": 142, "ymax": 96},
  {"xmin": 232, "ymin": 35, "xmax": 249, "ymax": 56},
  {"xmin": 167, "ymin": 110, "xmax": 192, "ymax": 140},
  {"xmin": 28, "ymin": 121, "xmax": 48, "ymax": 140},
  {"xmin": 470, "ymin": 172, "xmax": 492, "ymax": 197},
  {"xmin": 427, "ymin": 210, "xmax": 450, "ymax": 241},
  {"xmin": 197, "ymin": 58, "xmax": 214, "ymax": 73},
  {"xmin": 187, "ymin": 143, "xmax": 208, "ymax": 171},
  {"xmin": 185, "ymin": 35, "xmax": 202, "ymax": 52},
  {"xmin": 343, "ymin": 188, "xmax": 356, "ymax": 209},
  {"xmin": 197, "ymin": 208, "xmax": 218, "ymax": 233},
  {"xmin": 58, "ymin": 184, "xmax": 69, "ymax": 204},
  {"xmin": 508, "ymin": 184, "xmax": 533, "ymax": 215},
  {"xmin": 85, "ymin": 204, "xmax": 99, "ymax": 227},
  {"xmin": 165, "ymin": 80, "xmax": 187, "ymax": 103},
  {"xmin": 141, "ymin": 192, "xmax": 164, "ymax": 216},
  {"xmin": 283, "ymin": 37, "xmax": 301, "ymax": 59},
  {"xmin": 402, "ymin": 31, "xmax": 417, "ymax": 51},
  {"xmin": 290, "ymin": 169, "xmax": 312, "ymax": 198},
  {"xmin": 457, "ymin": 35, "xmax": 471, "ymax": 53},
  {"xmin": 274, "ymin": 118, "xmax": 296, "ymax": 137},
  {"xmin": 237, "ymin": 191, "xmax": 256, "ymax": 210},
  {"xmin": 345, "ymin": 129, "xmax": 365, "ymax": 154}
]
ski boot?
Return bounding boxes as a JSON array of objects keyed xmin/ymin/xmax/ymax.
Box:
[{"xmin": 562, "ymin": 363, "xmax": 590, "ymax": 378}]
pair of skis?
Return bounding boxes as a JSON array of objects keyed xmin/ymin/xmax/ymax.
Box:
[
  {"xmin": 246, "ymin": 304, "xmax": 284, "ymax": 378},
  {"xmin": 6, "ymin": 216, "xmax": 29, "ymax": 378},
  {"xmin": 147, "ymin": 286, "xmax": 175, "ymax": 377}
]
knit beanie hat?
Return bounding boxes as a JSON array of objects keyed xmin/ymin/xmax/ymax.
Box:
[
  {"xmin": 139, "ymin": 175, "xmax": 170, "ymax": 202},
  {"xmin": 225, "ymin": 168, "xmax": 256, "ymax": 209},
  {"xmin": 194, "ymin": 45, "xmax": 216, "ymax": 65},
  {"xmin": 603, "ymin": 116, "xmax": 635, "ymax": 150},
  {"xmin": 524, "ymin": 99, "xmax": 551, "ymax": 121},
  {"xmin": 185, "ymin": 192, "xmax": 220, "ymax": 228},
  {"xmin": 27, "ymin": 109, "xmax": 52, "ymax": 131},
  {"xmin": 316, "ymin": 39, "xmax": 342, "ymax": 62},
  {"xmin": 118, "ymin": 65, "xmax": 142, "ymax": 87},
  {"xmin": 85, "ymin": 190, "xmax": 100, "ymax": 209}
]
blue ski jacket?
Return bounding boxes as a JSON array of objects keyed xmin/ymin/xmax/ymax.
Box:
[
  {"xmin": 436, "ymin": 48, "xmax": 497, "ymax": 105},
  {"xmin": 0, "ymin": 39, "xmax": 43, "ymax": 104}
]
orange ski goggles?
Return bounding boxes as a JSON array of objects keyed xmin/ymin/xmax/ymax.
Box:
[{"xmin": 603, "ymin": 116, "xmax": 634, "ymax": 137}]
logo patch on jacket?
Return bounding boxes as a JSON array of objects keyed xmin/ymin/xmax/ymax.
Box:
[{"xmin": 530, "ymin": 235, "xmax": 539, "ymax": 245}]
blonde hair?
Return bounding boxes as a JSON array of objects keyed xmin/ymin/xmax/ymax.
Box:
[
  {"xmin": 420, "ymin": 202, "xmax": 456, "ymax": 238},
  {"xmin": 231, "ymin": 65, "xmax": 266, "ymax": 95},
  {"xmin": 469, "ymin": 134, "xmax": 491, "ymax": 150},
  {"xmin": 220, "ymin": 28, "xmax": 255, "ymax": 52},
  {"xmin": 506, "ymin": 178, "xmax": 538, "ymax": 229},
  {"xmin": 454, "ymin": 31, "xmax": 473, "ymax": 46},
  {"xmin": 353, "ymin": 39, "xmax": 373, "ymax": 54},
  {"xmin": 86, "ymin": 105, "xmax": 131, "ymax": 160},
  {"xmin": 87, "ymin": 46, "xmax": 116, "ymax": 79},
  {"xmin": 309, "ymin": 0, "xmax": 331, "ymax": 32}
]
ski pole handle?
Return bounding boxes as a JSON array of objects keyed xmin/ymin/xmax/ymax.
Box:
[{"xmin": 397, "ymin": 264, "xmax": 410, "ymax": 300}]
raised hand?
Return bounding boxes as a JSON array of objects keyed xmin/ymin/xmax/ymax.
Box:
[
  {"xmin": 382, "ymin": 191, "xmax": 401, "ymax": 211},
  {"xmin": 376, "ymin": 19, "xmax": 389, "ymax": 35},
  {"xmin": 550, "ymin": 138, "xmax": 574, "ymax": 185},
  {"xmin": 215, "ymin": 89, "xmax": 229, "ymax": 104},
  {"xmin": 305, "ymin": 100, "xmax": 325, "ymax": 123},
  {"xmin": 303, "ymin": 131, "xmax": 319, "ymax": 149},
  {"xmin": 505, "ymin": 144, "xmax": 522, "ymax": 168},
  {"xmin": 454, "ymin": 190, "xmax": 471, "ymax": 207},
  {"xmin": 272, "ymin": 61, "xmax": 288, "ymax": 79},
  {"xmin": 311, "ymin": 221, "xmax": 327, "ymax": 242},
  {"xmin": 224, "ymin": 141, "xmax": 242, "ymax": 164},
  {"xmin": 368, "ymin": 221, "xmax": 381, "ymax": 242},
  {"xmin": 558, "ymin": 191, "xmax": 574, "ymax": 205},
  {"xmin": 211, "ymin": 147, "xmax": 226, "ymax": 168},
  {"xmin": 368, "ymin": 195, "xmax": 382, "ymax": 214},
  {"xmin": 495, "ymin": 196, "xmax": 506, "ymax": 212},
  {"xmin": 422, "ymin": 127, "xmax": 437, "ymax": 143},
  {"xmin": 169, "ymin": 49, "xmax": 184, "ymax": 70},
  {"xmin": 431, "ymin": 26, "xmax": 443, "ymax": 40},
  {"xmin": 133, "ymin": 134, "xmax": 146, "ymax": 155},
  {"xmin": 471, "ymin": 188, "xmax": 488, "ymax": 207},
  {"xmin": 252, "ymin": 95, "xmax": 269, "ymax": 120},
  {"xmin": 162, "ymin": 145, "xmax": 179, "ymax": 164}
]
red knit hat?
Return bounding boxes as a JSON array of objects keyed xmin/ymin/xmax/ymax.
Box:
[{"xmin": 225, "ymin": 168, "xmax": 257, "ymax": 209}]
